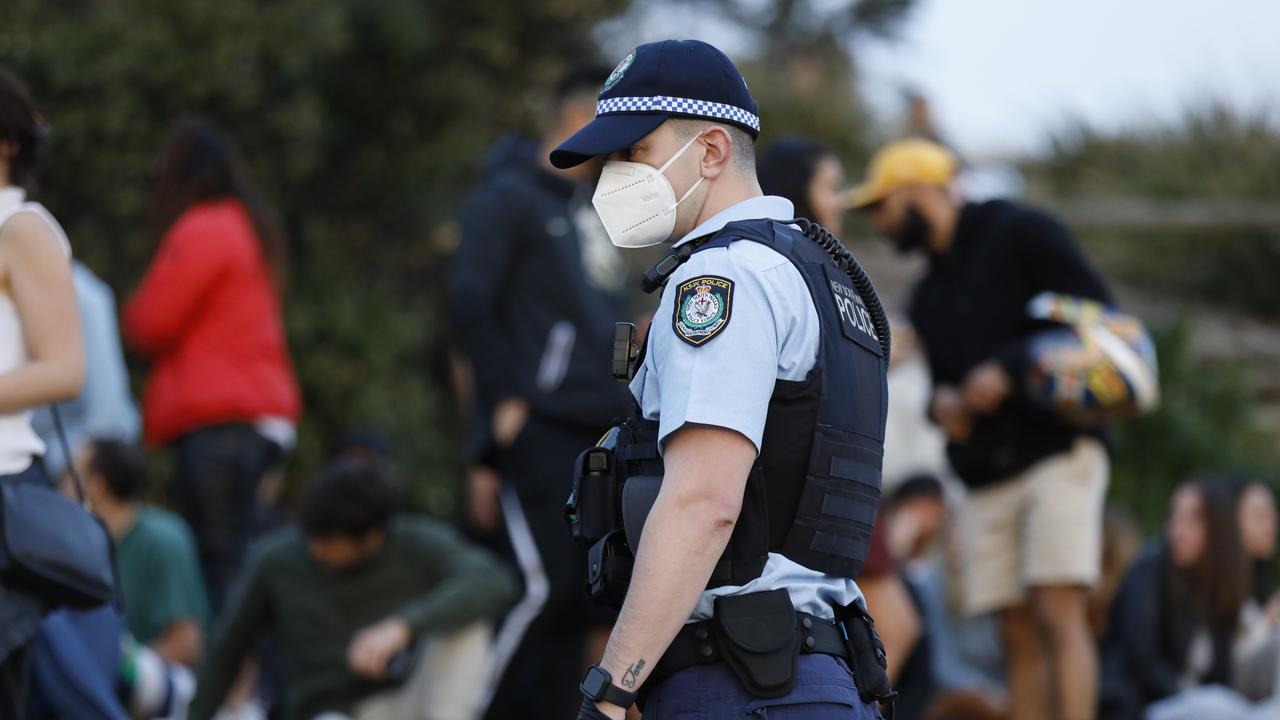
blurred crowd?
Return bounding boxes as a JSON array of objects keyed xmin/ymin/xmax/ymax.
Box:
[
  {"xmin": 0, "ymin": 67, "xmax": 517, "ymax": 720},
  {"xmin": 0, "ymin": 52, "xmax": 1277, "ymax": 720}
]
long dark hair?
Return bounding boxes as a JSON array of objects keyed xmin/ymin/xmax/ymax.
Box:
[
  {"xmin": 1176, "ymin": 477, "xmax": 1251, "ymax": 634},
  {"xmin": 150, "ymin": 115, "xmax": 287, "ymax": 289},
  {"xmin": 757, "ymin": 136, "xmax": 833, "ymax": 223},
  {"xmin": 0, "ymin": 66, "xmax": 45, "ymax": 190},
  {"xmin": 1226, "ymin": 474, "xmax": 1278, "ymax": 604}
]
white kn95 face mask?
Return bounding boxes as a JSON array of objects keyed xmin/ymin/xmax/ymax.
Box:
[{"xmin": 591, "ymin": 132, "xmax": 705, "ymax": 248}]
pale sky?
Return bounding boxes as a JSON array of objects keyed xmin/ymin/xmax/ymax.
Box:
[{"xmin": 597, "ymin": 0, "xmax": 1280, "ymax": 159}]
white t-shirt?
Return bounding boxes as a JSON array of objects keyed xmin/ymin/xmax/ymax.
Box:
[{"xmin": 0, "ymin": 186, "xmax": 71, "ymax": 475}]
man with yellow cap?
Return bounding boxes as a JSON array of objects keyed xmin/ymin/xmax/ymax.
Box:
[{"xmin": 853, "ymin": 138, "xmax": 1113, "ymax": 720}]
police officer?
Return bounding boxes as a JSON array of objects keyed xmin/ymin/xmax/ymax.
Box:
[{"xmin": 550, "ymin": 40, "xmax": 892, "ymax": 719}]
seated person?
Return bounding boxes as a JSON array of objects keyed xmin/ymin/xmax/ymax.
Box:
[
  {"xmin": 28, "ymin": 606, "xmax": 195, "ymax": 720},
  {"xmin": 77, "ymin": 438, "xmax": 209, "ymax": 667},
  {"xmin": 189, "ymin": 457, "xmax": 519, "ymax": 720},
  {"xmin": 27, "ymin": 606, "xmax": 130, "ymax": 720},
  {"xmin": 1234, "ymin": 479, "xmax": 1277, "ymax": 607},
  {"xmin": 1100, "ymin": 478, "xmax": 1265, "ymax": 720},
  {"xmin": 885, "ymin": 474, "xmax": 949, "ymax": 575},
  {"xmin": 1231, "ymin": 479, "xmax": 1279, "ymax": 703},
  {"xmin": 901, "ymin": 481, "xmax": 1009, "ymax": 720},
  {"xmin": 872, "ymin": 474, "xmax": 949, "ymax": 720}
]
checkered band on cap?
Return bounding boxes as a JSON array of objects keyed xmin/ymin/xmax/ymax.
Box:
[{"xmin": 596, "ymin": 95, "xmax": 760, "ymax": 133}]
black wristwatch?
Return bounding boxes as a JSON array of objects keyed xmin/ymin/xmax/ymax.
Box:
[{"xmin": 580, "ymin": 664, "xmax": 637, "ymax": 708}]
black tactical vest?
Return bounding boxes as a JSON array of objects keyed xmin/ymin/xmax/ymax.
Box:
[{"xmin": 610, "ymin": 218, "xmax": 889, "ymax": 588}]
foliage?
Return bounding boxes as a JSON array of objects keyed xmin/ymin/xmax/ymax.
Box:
[
  {"xmin": 1079, "ymin": 229, "xmax": 1280, "ymax": 322},
  {"xmin": 1038, "ymin": 106, "xmax": 1280, "ymax": 200},
  {"xmin": 595, "ymin": 0, "xmax": 919, "ymax": 171},
  {"xmin": 743, "ymin": 35, "xmax": 876, "ymax": 169},
  {"xmin": 1028, "ymin": 106, "xmax": 1280, "ymax": 319},
  {"xmin": 1, "ymin": 0, "xmax": 916, "ymax": 513},
  {"xmin": 1109, "ymin": 320, "xmax": 1279, "ymax": 533},
  {"xmin": 684, "ymin": 0, "xmax": 915, "ymax": 42},
  {"xmin": 0, "ymin": 0, "xmax": 627, "ymax": 511},
  {"xmin": 1028, "ymin": 107, "xmax": 1280, "ymax": 527}
]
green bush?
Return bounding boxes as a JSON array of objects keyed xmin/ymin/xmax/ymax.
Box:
[
  {"xmin": 1030, "ymin": 107, "xmax": 1280, "ymax": 318},
  {"xmin": 1, "ymin": 0, "xmax": 626, "ymax": 511},
  {"xmin": 1022, "ymin": 106, "xmax": 1280, "ymax": 529},
  {"xmin": 1109, "ymin": 319, "xmax": 1280, "ymax": 532},
  {"xmin": 1, "ymin": 0, "xmax": 915, "ymax": 512}
]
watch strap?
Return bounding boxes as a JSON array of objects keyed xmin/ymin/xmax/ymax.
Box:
[{"xmin": 581, "ymin": 665, "xmax": 637, "ymax": 708}]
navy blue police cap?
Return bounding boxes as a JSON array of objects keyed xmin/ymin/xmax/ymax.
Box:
[{"xmin": 549, "ymin": 39, "xmax": 760, "ymax": 169}]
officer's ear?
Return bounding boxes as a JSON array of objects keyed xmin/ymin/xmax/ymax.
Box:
[{"xmin": 698, "ymin": 126, "xmax": 735, "ymax": 180}]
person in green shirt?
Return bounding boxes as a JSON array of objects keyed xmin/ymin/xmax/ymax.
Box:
[
  {"xmin": 79, "ymin": 438, "xmax": 210, "ymax": 668},
  {"xmin": 190, "ymin": 457, "xmax": 519, "ymax": 720}
]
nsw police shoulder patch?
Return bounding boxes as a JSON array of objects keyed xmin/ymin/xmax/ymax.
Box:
[{"xmin": 673, "ymin": 276, "xmax": 734, "ymax": 347}]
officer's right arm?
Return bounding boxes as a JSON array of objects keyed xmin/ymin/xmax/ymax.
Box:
[{"xmin": 593, "ymin": 424, "xmax": 757, "ymax": 713}]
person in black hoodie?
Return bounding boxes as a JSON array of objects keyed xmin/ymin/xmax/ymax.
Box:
[
  {"xmin": 1099, "ymin": 479, "xmax": 1252, "ymax": 719},
  {"xmin": 448, "ymin": 65, "xmax": 634, "ymax": 720},
  {"xmin": 853, "ymin": 138, "xmax": 1113, "ymax": 720}
]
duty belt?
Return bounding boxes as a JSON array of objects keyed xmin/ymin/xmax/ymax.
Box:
[
  {"xmin": 656, "ymin": 610, "xmax": 850, "ymax": 676},
  {"xmin": 643, "ymin": 591, "xmax": 896, "ymax": 716}
]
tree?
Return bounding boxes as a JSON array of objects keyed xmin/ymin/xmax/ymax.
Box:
[
  {"xmin": 0, "ymin": 0, "xmax": 627, "ymax": 509},
  {"xmin": 1024, "ymin": 107, "xmax": 1280, "ymax": 529},
  {"xmin": 595, "ymin": 0, "xmax": 919, "ymax": 165}
]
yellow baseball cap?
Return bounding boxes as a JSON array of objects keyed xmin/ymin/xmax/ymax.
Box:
[{"xmin": 848, "ymin": 138, "xmax": 957, "ymax": 208}]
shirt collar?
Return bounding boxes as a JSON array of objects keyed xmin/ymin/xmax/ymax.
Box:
[
  {"xmin": 673, "ymin": 195, "xmax": 795, "ymax": 248},
  {"xmin": 0, "ymin": 186, "xmax": 26, "ymax": 215}
]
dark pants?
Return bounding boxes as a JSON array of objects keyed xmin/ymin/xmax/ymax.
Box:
[
  {"xmin": 0, "ymin": 644, "xmax": 31, "ymax": 720},
  {"xmin": 484, "ymin": 417, "xmax": 602, "ymax": 720},
  {"xmin": 27, "ymin": 607, "xmax": 127, "ymax": 720},
  {"xmin": 645, "ymin": 654, "xmax": 882, "ymax": 719},
  {"xmin": 1, "ymin": 463, "xmax": 51, "ymax": 720},
  {"xmin": 173, "ymin": 423, "xmax": 279, "ymax": 612}
]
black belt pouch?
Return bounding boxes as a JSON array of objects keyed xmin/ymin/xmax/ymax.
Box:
[
  {"xmin": 839, "ymin": 601, "xmax": 894, "ymax": 704},
  {"xmin": 711, "ymin": 589, "xmax": 799, "ymax": 698},
  {"xmin": 586, "ymin": 531, "xmax": 633, "ymax": 608}
]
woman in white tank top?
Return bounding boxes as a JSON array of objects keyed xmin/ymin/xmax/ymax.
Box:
[
  {"xmin": 0, "ymin": 66, "xmax": 85, "ymax": 717},
  {"xmin": 0, "ymin": 187, "xmax": 81, "ymax": 474}
]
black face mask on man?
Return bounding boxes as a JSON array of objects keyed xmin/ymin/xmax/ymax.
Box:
[{"xmin": 893, "ymin": 205, "xmax": 931, "ymax": 255}]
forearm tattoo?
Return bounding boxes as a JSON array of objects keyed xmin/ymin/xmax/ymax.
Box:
[{"xmin": 621, "ymin": 658, "xmax": 646, "ymax": 688}]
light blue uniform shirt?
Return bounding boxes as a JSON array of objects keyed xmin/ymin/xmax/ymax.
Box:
[
  {"xmin": 31, "ymin": 262, "xmax": 141, "ymax": 477},
  {"xmin": 629, "ymin": 195, "xmax": 864, "ymax": 621}
]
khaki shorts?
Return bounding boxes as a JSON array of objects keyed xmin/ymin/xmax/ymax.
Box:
[
  {"xmin": 314, "ymin": 623, "xmax": 493, "ymax": 720},
  {"xmin": 962, "ymin": 437, "xmax": 1109, "ymax": 616}
]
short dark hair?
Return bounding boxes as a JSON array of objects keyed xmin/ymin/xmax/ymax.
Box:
[
  {"xmin": 0, "ymin": 66, "xmax": 44, "ymax": 189},
  {"xmin": 757, "ymin": 136, "xmax": 835, "ymax": 224},
  {"xmin": 887, "ymin": 473, "xmax": 944, "ymax": 509},
  {"xmin": 336, "ymin": 428, "xmax": 394, "ymax": 462},
  {"xmin": 87, "ymin": 439, "xmax": 149, "ymax": 502},
  {"xmin": 298, "ymin": 458, "xmax": 399, "ymax": 539}
]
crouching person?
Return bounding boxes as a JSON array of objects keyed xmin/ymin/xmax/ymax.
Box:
[{"xmin": 189, "ymin": 458, "xmax": 519, "ymax": 720}]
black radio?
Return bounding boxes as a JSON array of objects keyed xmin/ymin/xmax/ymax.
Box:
[
  {"xmin": 564, "ymin": 428, "xmax": 623, "ymax": 545},
  {"xmin": 565, "ymin": 415, "xmax": 665, "ymax": 607}
]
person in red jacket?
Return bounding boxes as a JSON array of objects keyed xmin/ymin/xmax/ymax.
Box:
[{"xmin": 125, "ymin": 115, "xmax": 300, "ymax": 610}]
